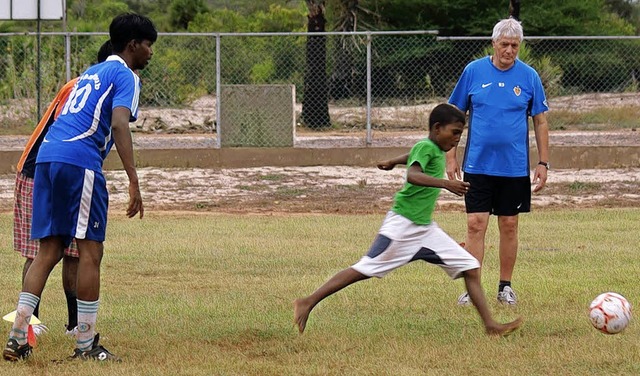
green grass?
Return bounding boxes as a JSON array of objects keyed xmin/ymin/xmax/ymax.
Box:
[{"xmin": 0, "ymin": 209, "xmax": 639, "ymax": 375}]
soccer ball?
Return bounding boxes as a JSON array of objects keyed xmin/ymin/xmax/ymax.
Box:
[{"xmin": 588, "ymin": 292, "xmax": 632, "ymax": 334}]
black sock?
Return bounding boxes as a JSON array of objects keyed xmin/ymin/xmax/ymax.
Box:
[
  {"xmin": 499, "ymin": 280, "xmax": 511, "ymax": 292},
  {"xmin": 33, "ymin": 301, "xmax": 40, "ymax": 319},
  {"xmin": 64, "ymin": 290, "xmax": 78, "ymax": 330}
]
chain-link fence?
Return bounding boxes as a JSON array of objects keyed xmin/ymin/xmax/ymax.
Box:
[{"xmin": 0, "ymin": 31, "xmax": 638, "ymax": 147}]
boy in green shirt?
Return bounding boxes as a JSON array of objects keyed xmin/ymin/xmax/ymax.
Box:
[{"xmin": 294, "ymin": 103, "xmax": 522, "ymax": 336}]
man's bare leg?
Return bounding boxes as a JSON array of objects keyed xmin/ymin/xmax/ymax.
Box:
[
  {"xmin": 62, "ymin": 255, "xmax": 79, "ymax": 331},
  {"xmin": 497, "ymin": 215, "xmax": 519, "ymax": 282},
  {"xmin": 463, "ymin": 268, "xmax": 522, "ymax": 336},
  {"xmin": 465, "ymin": 212, "xmax": 490, "ymax": 264},
  {"xmin": 293, "ymin": 268, "xmax": 369, "ymax": 334},
  {"xmin": 23, "ymin": 237, "xmax": 64, "ymax": 296}
]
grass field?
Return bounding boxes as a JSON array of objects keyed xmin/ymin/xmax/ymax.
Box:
[{"xmin": 0, "ymin": 209, "xmax": 638, "ymax": 375}]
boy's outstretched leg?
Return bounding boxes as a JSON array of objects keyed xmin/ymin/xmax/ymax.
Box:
[
  {"xmin": 463, "ymin": 268, "xmax": 523, "ymax": 336},
  {"xmin": 294, "ymin": 268, "xmax": 369, "ymax": 334}
]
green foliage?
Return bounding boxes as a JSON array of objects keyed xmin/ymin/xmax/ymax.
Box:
[
  {"xmin": 188, "ymin": 9, "xmax": 248, "ymax": 32},
  {"xmin": 247, "ymin": 4, "xmax": 306, "ymax": 32},
  {"xmin": 0, "ymin": 0, "xmax": 638, "ymax": 125},
  {"xmin": 139, "ymin": 36, "xmax": 216, "ymax": 106},
  {"xmin": 67, "ymin": 0, "xmax": 130, "ymax": 30},
  {"xmin": 170, "ymin": 0, "xmax": 209, "ymax": 30},
  {"xmin": 373, "ymin": 0, "xmax": 637, "ymax": 36}
]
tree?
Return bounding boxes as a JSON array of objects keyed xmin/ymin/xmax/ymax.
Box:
[
  {"xmin": 509, "ymin": 0, "xmax": 521, "ymax": 20},
  {"xmin": 170, "ymin": 0, "xmax": 209, "ymax": 30},
  {"xmin": 301, "ymin": 1, "xmax": 331, "ymax": 129},
  {"xmin": 329, "ymin": 1, "xmax": 382, "ymax": 100},
  {"xmin": 330, "ymin": 1, "xmax": 359, "ymax": 100}
]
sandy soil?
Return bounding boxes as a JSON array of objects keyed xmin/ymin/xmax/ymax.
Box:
[
  {"xmin": 1, "ymin": 92, "xmax": 638, "ymax": 214},
  {"xmin": 1, "ymin": 165, "xmax": 639, "ymax": 214}
]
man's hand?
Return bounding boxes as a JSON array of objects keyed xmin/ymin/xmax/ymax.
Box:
[
  {"xmin": 446, "ymin": 158, "xmax": 461, "ymax": 180},
  {"xmin": 532, "ymin": 164, "xmax": 548, "ymax": 193},
  {"xmin": 127, "ymin": 181, "xmax": 144, "ymax": 218}
]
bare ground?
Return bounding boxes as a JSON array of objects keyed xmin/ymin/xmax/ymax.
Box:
[
  {"xmin": 1, "ymin": 165, "xmax": 639, "ymax": 214},
  {"xmin": 0, "ymin": 92, "xmax": 639, "ymax": 214}
]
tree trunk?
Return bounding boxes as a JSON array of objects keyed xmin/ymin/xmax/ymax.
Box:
[
  {"xmin": 302, "ymin": 1, "xmax": 331, "ymax": 129},
  {"xmin": 509, "ymin": 0, "xmax": 521, "ymax": 20},
  {"xmin": 331, "ymin": 0, "xmax": 358, "ymax": 100}
]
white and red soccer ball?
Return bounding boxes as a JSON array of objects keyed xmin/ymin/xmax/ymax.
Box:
[{"xmin": 589, "ymin": 292, "xmax": 632, "ymax": 334}]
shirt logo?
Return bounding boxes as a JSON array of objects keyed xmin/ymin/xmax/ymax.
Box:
[
  {"xmin": 481, "ymin": 83, "xmax": 492, "ymax": 88},
  {"xmin": 498, "ymin": 82, "xmax": 505, "ymax": 87},
  {"xmin": 513, "ymin": 86, "xmax": 522, "ymax": 96}
]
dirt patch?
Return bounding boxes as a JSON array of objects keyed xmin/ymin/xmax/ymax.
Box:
[
  {"xmin": 3, "ymin": 166, "xmax": 638, "ymax": 214},
  {"xmin": 5, "ymin": 93, "xmax": 637, "ymax": 135}
]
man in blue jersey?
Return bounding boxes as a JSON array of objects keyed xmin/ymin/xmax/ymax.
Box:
[
  {"xmin": 10, "ymin": 40, "xmax": 114, "ymax": 340},
  {"xmin": 3, "ymin": 13, "xmax": 157, "ymax": 362},
  {"xmin": 447, "ymin": 18, "xmax": 549, "ymax": 306}
]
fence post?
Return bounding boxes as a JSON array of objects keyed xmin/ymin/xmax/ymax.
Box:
[
  {"xmin": 216, "ymin": 33, "xmax": 221, "ymax": 149},
  {"xmin": 65, "ymin": 32, "xmax": 71, "ymax": 82},
  {"xmin": 366, "ymin": 32, "xmax": 372, "ymax": 146}
]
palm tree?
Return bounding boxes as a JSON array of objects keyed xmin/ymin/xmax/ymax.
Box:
[
  {"xmin": 509, "ymin": 0, "xmax": 521, "ymax": 20},
  {"xmin": 330, "ymin": 0, "xmax": 359, "ymax": 100},
  {"xmin": 301, "ymin": 0, "xmax": 331, "ymax": 129}
]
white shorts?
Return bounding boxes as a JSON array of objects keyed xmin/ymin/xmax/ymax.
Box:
[{"xmin": 351, "ymin": 211, "xmax": 480, "ymax": 279}]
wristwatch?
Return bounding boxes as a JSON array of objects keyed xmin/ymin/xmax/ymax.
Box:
[{"xmin": 538, "ymin": 161, "xmax": 550, "ymax": 170}]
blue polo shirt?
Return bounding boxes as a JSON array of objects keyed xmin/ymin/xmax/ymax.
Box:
[{"xmin": 449, "ymin": 56, "xmax": 548, "ymax": 177}]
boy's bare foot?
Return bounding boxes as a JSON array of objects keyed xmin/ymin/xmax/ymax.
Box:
[
  {"xmin": 293, "ymin": 298, "xmax": 312, "ymax": 334},
  {"xmin": 485, "ymin": 317, "xmax": 523, "ymax": 336}
]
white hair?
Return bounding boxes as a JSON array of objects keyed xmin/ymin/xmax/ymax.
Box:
[{"xmin": 491, "ymin": 18, "xmax": 524, "ymax": 42}]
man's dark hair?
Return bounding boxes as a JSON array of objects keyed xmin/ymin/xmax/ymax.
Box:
[
  {"xmin": 109, "ymin": 13, "xmax": 157, "ymax": 53},
  {"xmin": 429, "ymin": 103, "xmax": 466, "ymax": 130},
  {"xmin": 96, "ymin": 40, "xmax": 113, "ymax": 63}
]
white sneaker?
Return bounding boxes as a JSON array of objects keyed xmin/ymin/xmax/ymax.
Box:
[
  {"xmin": 497, "ymin": 286, "xmax": 517, "ymax": 305},
  {"xmin": 65, "ymin": 326, "xmax": 78, "ymax": 338},
  {"xmin": 31, "ymin": 324, "xmax": 48, "ymax": 337},
  {"xmin": 457, "ymin": 292, "xmax": 471, "ymax": 306}
]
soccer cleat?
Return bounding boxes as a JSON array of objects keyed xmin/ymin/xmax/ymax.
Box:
[
  {"xmin": 457, "ymin": 292, "xmax": 471, "ymax": 306},
  {"xmin": 32, "ymin": 324, "xmax": 48, "ymax": 337},
  {"xmin": 2, "ymin": 338, "xmax": 32, "ymax": 361},
  {"xmin": 68, "ymin": 334, "xmax": 121, "ymax": 362},
  {"xmin": 497, "ymin": 286, "xmax": 518, "ymax": 305}
]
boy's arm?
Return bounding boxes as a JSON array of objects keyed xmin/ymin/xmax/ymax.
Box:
[
  {"xmin": 112, "ymin": 106, "xmax": 144, "ymax": 219},
  {"xmin": 406, "ymin": 163, "xmax": 469, "ymax": 196},
  {"xmin": 377, "ymin": 153, "xmax": 409, "ymax": 170}
]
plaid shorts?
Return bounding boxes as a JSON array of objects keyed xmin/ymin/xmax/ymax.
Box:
[{"xmin": 14, "ymin": 172, "xmax": 79, "ymax": 259}]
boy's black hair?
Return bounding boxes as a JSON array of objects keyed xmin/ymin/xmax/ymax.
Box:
[
  {"xmin": 96, "ymin": 40, "xmax": 113, "ymax": 63},
  {"xmin": 429, "ymin": 103, "xmax": 466, "ymax": 130},
  {"xmin": 109, "ymin": 13, "xmax": 157, "ymax": 53}
]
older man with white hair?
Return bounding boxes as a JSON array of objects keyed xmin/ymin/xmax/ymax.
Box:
[{"xmin": 447, "ymin": 18, "xmax": 550, "ymax": 306}]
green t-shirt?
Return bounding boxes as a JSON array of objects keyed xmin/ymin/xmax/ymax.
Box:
[{"xmin": 391, "ymin": 138, "xmax": 445, "ymax": 225}]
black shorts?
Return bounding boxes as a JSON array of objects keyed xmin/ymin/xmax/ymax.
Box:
[{"xmin": 463, "ymin": 173, "xmax": 531, "ymax": 216}]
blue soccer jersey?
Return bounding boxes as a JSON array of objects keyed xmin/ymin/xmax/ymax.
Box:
[
  {"xmin": 449, "ymin": 56, "xmax": 549, "ymax": 177},
  {"xmin": 37, "ymin": 55, "xmax": 140, "ymax": 172}
]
